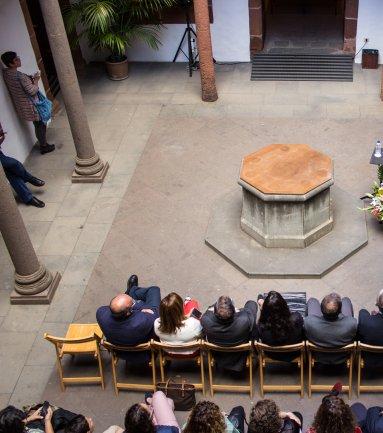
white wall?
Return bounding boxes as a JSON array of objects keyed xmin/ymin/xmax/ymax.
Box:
[
  {"xmin": 355, "ymin": 0, "xmax": 383, "ymax": 64},
  {"xmin": 80, "ymin": 0, "xmax": 250, "ymax": 63},
  {"xmin": 0, "ymin": 0, "xmax": 42, "ymax": 162}
]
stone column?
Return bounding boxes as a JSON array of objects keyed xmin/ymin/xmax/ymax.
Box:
[
  {"xmin": 0, "ymin": 165, "xmax": 60, "ymax": 304},
  {"xmin": 38, "ymin": 0, "xmax": 109, "ymax": 183},
  {"xmin": 343, "ymin": 0, "xmax": 359, "ymax": 53},
  {"xmin": 249, "ymin": 0, "xmax": 263, "ymax": 54},
  {"xmin": 193, "ymin": 0, "xmax": 218, "ymax": 102}
]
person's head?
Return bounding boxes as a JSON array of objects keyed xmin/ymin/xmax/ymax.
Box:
[
  {"xmin": 214, "ymin": 296, "xmax": 235, "ymax": 322},
  {"xmin": 109, "ymin": 293, "xmax": 135, "ymax": 320},
  {"xmin": 1, "ymin": 51, "xmax": 20, "ymax": 68},
  {"xmin": 321, "ymin": 293, "xmax": 342, "ymax": 321},
  {"xmin": 64, "ymin": 415, "xmax": 94, "ymax": 433},
  {"xmin": 124, "ymin": 404, "xmax": 155, "ymax": 433},
  {"xmin": 248, "ymin": 399, "xmax": 282, "ymax": 433},
  {"xmin": 313, "ymin": 395, "xmax": 356, "ymax": 433},
  {"xmin": 258, "ymin": 291, "xmax": 292, "ymax": 342},
  {"xmin": 0, "ymin": 406, "xmax": 25, "ymax": 433},
  {"xmin": 158, "ymin": 292, "xmax": 185, "ymax": 334},
  {"xmin": 183, "ymin": 401, "xmax": 226, "ymax": 433},
  {"xmin": 376, "ymin": 289, "xmax": 383, "ymax": 313}
]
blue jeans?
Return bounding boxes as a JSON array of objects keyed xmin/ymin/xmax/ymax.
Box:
[
  {"xmin": 0, "ymin": 152, "xmax": 33, "ymax": 203},
  {"xmin": 127, "ymin": 285, "xmax": 161, "ymax": 311}
]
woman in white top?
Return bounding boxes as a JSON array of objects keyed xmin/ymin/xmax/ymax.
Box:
[{"xmin": 154, "ymin": 292, "xmax": 202, "ymax": 354}]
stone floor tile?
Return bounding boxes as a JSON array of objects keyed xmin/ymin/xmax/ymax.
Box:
[
  {"xmin": 37, "ymin": 255, "xmax": 71, "ymax": 276},
  {"xmin": 0, "ymin": 305, "xmax": 48, "ymax": 333},
  {"xmin": 45, "ymin": 284, "xmax": 87, "ymax": 323},
  {"xmin": 114, "ymin": 92, "xmax": 172, "ymax": 105},
  {"xmin": 0, "ymin": 290, "xmax": 11, "ymax": 317},
  {"xmin": 0, "ymin": 394, "xmax": 10, "ymax": 408},
  {"xmin": 19, "ymin": 202, "xmax": 61, "ymax": 222},
  {"xmin": 326, "ymin": 103, "xmax": 361, "ymax": 119},
  {"xmin": 33, "ymin": 184, "xmax": 71, "ymax": 204},
  {"xmin": 26, "ymin": 322, "xmax": 70, "ymax": 366},
  {"xmin": 0, "ymin": 332, "xmax": 36, "ymax": 393},
  {"xmin": 57, "ymin": 184, "xmax": 101, "ymax": 218},
  {"xmin": 38, "ymin": 217, "xmax": 85, "ymax": 256},
  {"xmin": 97, "ymin": 175, "xmax": 131, "ymax": 199},
  {"xmin": 9, "ymin": 366, "xmax": 52, "ymax": 408},
  {"xmin": 159, "ymin": 104, "xmax": 195, "ymax": 117},
  {"xmin": 60, "ymin": 254, "xmax": 99, "ymax": 286},
  {"xmin": 25, "ymin": 221, "xmax": 52, "ymax": 251},
  {"xmin": 73, "ymin": 223, "xmax": 111, "ymax": 254},
  {"xmin": 87, "ymin": 197, "xmax": 122, "ymax": 224},
  {"xmin": 102, "ymin": 104, "xmax": 137, "ymax": 126}
]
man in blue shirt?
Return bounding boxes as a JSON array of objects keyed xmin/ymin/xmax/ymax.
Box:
[{"xmin": 96, "ymin": 275, "xmax": 161, "ymax": 359}]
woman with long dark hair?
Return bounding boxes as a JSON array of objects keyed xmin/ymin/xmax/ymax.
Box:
[{"xmin": 258, "ymin": 291, "xmax": 304, "ymax": 347}]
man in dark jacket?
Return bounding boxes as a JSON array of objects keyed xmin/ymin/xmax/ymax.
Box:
[
  {"xmin": 358, "ymin": 289, "xmax": 383, "ymax": 367},
  {"xmin": 201, "ymin": 295, "xmax": 257, "ymax": 372},
  {"xmin": 304, "ymin": 293, "xmax": 357, "ymax": 364},
  {"xmin": 96, "ymin": 276, "xmax": 161, "ymax": 360}
]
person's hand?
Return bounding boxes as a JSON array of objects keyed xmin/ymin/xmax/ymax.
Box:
[
  {"xmin": 26, "ymin": 407, "xmax": 43, "ymax": 423},
  {"xmin": 44, "ymin": 407, "xmax": 53, "ymax": 423},
  {"xmin": 33, "ymin": 71, "xmax": 41, "ymax": 80},
  {"xmin": 257, "ymin": 298, "xmax": 264, "ymax": 309},
  {"xmin": 372, "ymin": 310, "xmax": 378, "ymax": 315},
  {"xmin": 142, "ymin": 308, "xmax": 154, "ymax": 315}
]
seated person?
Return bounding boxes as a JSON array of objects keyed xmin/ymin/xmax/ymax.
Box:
[
  {"xmin": 0, "ymin": 124, "xmax": 45, "ymax": 207},
  {"xmin": 304, "ymin": 293, "xmax": 357, "ymax": 364},
  {"xmin": 257, "ymin": 291, "xmax": 304, "ymax": 361},
  {"xmin": 154, "ymin": 292, "xmax": 202, "ymax": 354},
  {"xmin": 201, "ymin": 296, "xmax": 257, "ymax": 372},
  {"xmin": 65, "ymin": 415, "xmax": 94, "ymax": 433},
  {"xmin": 96, "ymin": 274, "xmax": 161, "ymax": 359},
  {"xmin": 183, "ymin": 400, "xmax": 241, "ymax": 433},
  {"xmin": 350, "ymin": 403, "xmax": 383, "ymax": 433},
  {"xmin": 120, "ymin": 392, "xmax": 179, "ymax": 433},
  {"xmin": 358, "ymin": 289, "xmax": 383, "ymax": 367},
  {"xmin": 306, "ymin": 394, "xmax": 361, "ymax": 433},
  {"xmin": 248, "ymin": 399, "xmax": 302, "ymax": 433}
]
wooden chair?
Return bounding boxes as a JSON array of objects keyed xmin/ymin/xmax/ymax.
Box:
[
  {"xmin": 307, "ymin": 341, "xmax": 356, "ymax": 398},
  {"xmin": 357, "ymin": 342, "xmax": 383, "ymax": 395},
  {"xmin": 44, "ymin": 323, "xmax": 104, "ymax": 391},
  {"xmin": 204, "ymin": 341, "xmax": 253, "ymax": 397},
  {"xmin": 151, "ymin": 340, "xmax": 205, "ymax": 395},
  {"xmin": 255, "ymin": 341, "xmax": 305, "ymax": 397},
  {"xmin": 102, "ymin": 340, "xmax": 156, "ymax": 395}
]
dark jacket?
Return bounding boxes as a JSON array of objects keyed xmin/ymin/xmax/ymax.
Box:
[
  {"xmin": 96, "ymin": 305, "xmax": 158, "ymax": 361},
  {"xmin": 258, "ymin": 312, "xmax": 304, "ymax": 361},
  {"xmin": 304, "ymin": 313, "xmax": 357, "ymax": 364},
  {"xmin": 363, "ymin": 407, "xmax": 383, "ymax": 433},
  {"xmin": 201, "ymin": 301, "xmax": 257, "ymax": 372},
  {"xmin": 358, "ymin": 309, "xmax": 383, "ymax": 367}
]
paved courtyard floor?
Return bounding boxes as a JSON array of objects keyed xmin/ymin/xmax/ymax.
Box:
[{"xmin": 1, "ymin": 62, "xmax": 383, "ymax": 431}]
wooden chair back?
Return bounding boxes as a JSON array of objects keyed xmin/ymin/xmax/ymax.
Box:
[
  {"xmin": 255, "ymin": 341, "xmax": 305, "ymax": 397},
  {"xmin": 151, "ymin": 340, "xmax": 205, "ymax": 394},
  {"xmin": 102, "ymin": 340, "xmax": 156, "ymax": 395},
  {"xmin": 44, "ymin": 325, "xmax": 104, "ymax": 391},
  {"xmin": 203, "ymin": 341, "xmax": 253, "ymax": 397},
  {"xmin": 357, "ymin": 342, "xmax": 383, "ymax": 395},
  {"xmin": 306, "ymin": 341, "xmax": 356, "ymax": 398}
]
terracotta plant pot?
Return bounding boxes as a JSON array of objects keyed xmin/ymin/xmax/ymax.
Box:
[{"xmin": 105, "ymin": 56, "xmax": 129, "ymax": 81}]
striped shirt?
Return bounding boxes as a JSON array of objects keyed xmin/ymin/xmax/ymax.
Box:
[{"xmin": 2, "ymin": 68, "xmax": 39, "ymax": 121}]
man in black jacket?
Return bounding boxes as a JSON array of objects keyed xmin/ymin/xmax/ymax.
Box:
[
  {"xmin": 358, "ymin": 289, "xmax": 383, "ymax": 367},
  {"xmin": 201, "ymin": 295, "xmax": 257, "ymax": 372}
]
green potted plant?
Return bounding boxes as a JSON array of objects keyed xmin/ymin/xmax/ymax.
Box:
[{"xmin": 64, "ymin": 0, "xmax": 175, "ymax": 80}]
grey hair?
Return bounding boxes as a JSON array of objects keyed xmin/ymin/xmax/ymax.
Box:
[{"xmin": 376, "ymin": 289, "xmax": 383, "ymax": 309}]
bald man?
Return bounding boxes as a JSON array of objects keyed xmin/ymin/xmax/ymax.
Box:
[{"xmin": 96, "ymin": 276, "xmax": 161, "ymax": 359}]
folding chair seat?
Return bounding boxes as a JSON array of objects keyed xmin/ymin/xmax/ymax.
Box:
[{"xmin": 357, "ymin": 342, "xmax": 383, "ymax": 395}]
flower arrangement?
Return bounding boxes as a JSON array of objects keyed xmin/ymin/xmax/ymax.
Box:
[{"xmin": 361, "ymin": 182, "xmax": 383, "ymax": 222}]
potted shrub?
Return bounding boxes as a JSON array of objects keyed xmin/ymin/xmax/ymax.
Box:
[{"xmin": 64, "ymin": 0, "xmax": 175, "ymax": 80}]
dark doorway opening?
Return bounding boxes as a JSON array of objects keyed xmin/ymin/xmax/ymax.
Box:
[{"xmin": 263, "ymin": 0, "xmax": 346, "ymax": 54}]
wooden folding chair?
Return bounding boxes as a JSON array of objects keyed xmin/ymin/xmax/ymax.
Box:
[
  {"xmin": 307, "ymin": 341, "xmax": 356, "ymax": 398},
  {"xmin": 151, "ymin": 340, "xmax": 205, "ymax": 395},
  {"xmin": 44, "ymin": 323, "xmax": 104, "ymax": 391},
  {"xmin": 102, "ymin": 340, "xmax": 156, "ymax": 395},
  {"xmin": 357, "ymin": 342, "xmax": 383, "ymax": 396},
  {"xmin": 204, "ymin": 341, "xmax": 253, "ymax": 397},
  {"xmin": 255, "ymin": 341, "xmax": 305, "ymax": 397}
]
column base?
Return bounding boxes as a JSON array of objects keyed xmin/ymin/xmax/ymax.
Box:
[
  {"xmin": 10, "ymin": 272, "xmax": 61, "ymax": 305},
  {"xmin": 72, "ymin": 161, "xmax": 109, "ymax": 183}
]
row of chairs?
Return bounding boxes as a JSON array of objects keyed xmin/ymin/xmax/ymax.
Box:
[{"xmin": 44, "ymin": 324, "xmax": 383, "ymax": 398}]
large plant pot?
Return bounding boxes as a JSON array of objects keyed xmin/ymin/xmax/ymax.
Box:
[{"xmin": 105, "ymin": 57, "xmax": 129, "ymax": 81}]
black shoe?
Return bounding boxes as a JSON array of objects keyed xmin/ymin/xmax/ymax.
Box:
[
  {"xmin": 28, "ymin": 196, "xmax": 45, "ymax": 208},
  {"xmin": 28, "ymin": 177, "xmax": 45, "ymax": 187},
  {"xmin": 127, "ymin": 274, "xmax": 138, "ymax": 294},
  {"xmin": 40, "ymin": 144, "xmax": 55, "ymax": 154}
]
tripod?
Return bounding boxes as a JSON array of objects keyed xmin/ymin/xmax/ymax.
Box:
[{"xmin": 173, "ymin": 6, "xmax": 199, "ymax": 77}]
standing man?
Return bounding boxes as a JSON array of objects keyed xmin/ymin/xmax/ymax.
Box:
[
  {"xmin": 1, "ymin": 51, "xmax": 55, "ymax": 154},
  {"xmin": 0, "ymin": 122, "xmax": 46, "ymax": 207}
]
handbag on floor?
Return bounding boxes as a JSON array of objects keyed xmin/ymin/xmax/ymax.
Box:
[{"xmin": 156, "ymin": 377, "xmax": 196, "ymax": 411}]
